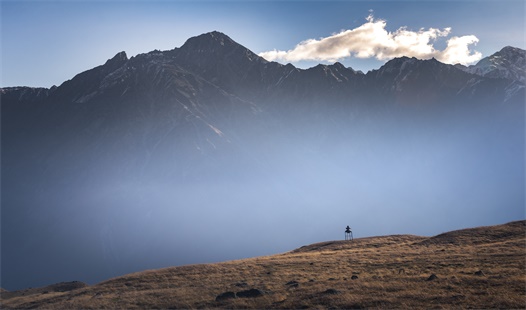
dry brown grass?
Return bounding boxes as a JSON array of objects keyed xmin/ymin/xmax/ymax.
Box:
[{"xmin": 2, "ymin": 220, "xmax": 525, "ymax": 309}]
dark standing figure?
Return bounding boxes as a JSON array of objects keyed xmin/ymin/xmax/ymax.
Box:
[{"xmin": 345, "ymin": 225, "xmax": 353, "ymax": 241}]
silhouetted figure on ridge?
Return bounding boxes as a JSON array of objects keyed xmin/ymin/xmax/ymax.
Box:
[{"xmin": 345, "ymin": 225, "xmax": 353, "ymax": 241}]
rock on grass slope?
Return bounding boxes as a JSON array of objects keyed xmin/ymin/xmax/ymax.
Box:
[{"xmin": 1, "ymin": 220, "xmax": 525, "ymax": 309}]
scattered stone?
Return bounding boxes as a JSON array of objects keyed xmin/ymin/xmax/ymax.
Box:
[
  {"xmin": 309, "ymin": 279, "xmax": 315, "ymax": 282},
  {"xmin": 474, "ymin": 270, "xmax": 485, "ymax": 276},
  {"xmin": 328, "ymin": 278, "xmax": 336, "ymax": 281},
  {"xmin": 351, "ymin": 275, "xmax": 359, "ymax": 280},
  {"xmin": 310, "ymin": 262, "xmax": 314, "ymax": 265},
  {"xmin": 285, "ymin": 281, "xmax": 299, "ymax": 288},
  {"xmin": 236, "ymin": 288, "xmax": 264, "ymax": 298},
  {"xmin": 234, "ymin": 282, "xmax": 248, "ymax": 287},
  {"xmin": 286, "ymin": 281, "xmax": 299, "ymax": 286},
  {"xmin": 322, "ymin": 289, "xmax": 341, "ymax": 295},
  {"xmin": 426, "ymin": 274, "xmax": 438, "ymax": 281},
  {"xmin": 215, "ymin": 291, "xmax": 236, "ymax": 301},
  {"xmin": 272, "ymin": 299, "xmax": 286, "ymax": 307}
]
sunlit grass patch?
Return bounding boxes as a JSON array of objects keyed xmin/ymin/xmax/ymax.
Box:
[{"xmin": 2, "ymin": 221, "xmax": 524, "ymax": 309}]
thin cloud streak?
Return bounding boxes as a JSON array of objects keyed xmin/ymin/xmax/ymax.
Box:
[{"xmin": 259, "ymin": 15, "xmax": 482, "ymax": 66}]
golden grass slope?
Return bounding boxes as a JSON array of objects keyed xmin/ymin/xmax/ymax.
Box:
[{"xmin": 2, "ymin": 220, "xmax": 525, "ymax": 309}]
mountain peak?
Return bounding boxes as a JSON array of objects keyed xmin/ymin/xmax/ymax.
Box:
[
  {"xmin": 105, "ymin": 51, "xmax": 128, "ymax": 67},
  {"xmin": 330, "ymin": 62, "xmax": 346, "ymax": 70},
  {"xmin": 463, "ymin": 45, "xmax": 525, "ymax": 82},
  {"xmin": 500, "ymin": 46, "xmax": 524, "ymax": 54},
  {"xmin": 207, "ymin": 30, "xmax": 233, "ymax": 41},
  {"xmin": 177, "ymin": 31, "xmax": 267, "ymax": 64},
  {"xmin": 180, "ymin": 31, "xmax": 239, "ymax": 52}
]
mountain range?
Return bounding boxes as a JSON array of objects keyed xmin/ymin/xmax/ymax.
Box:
[
  {"xmin": 3, "ymin": 32, "xmax": 524, "ymax": 181},
  {"xmin": 1, "ymin": 31, "xmax": 525, "ymax": 291}
]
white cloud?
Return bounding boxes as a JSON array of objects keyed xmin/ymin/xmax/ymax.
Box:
[
  {"xmin": 439, "ymin": 35, "xmax": 482, "ymax": 65},
  {"xmin": 259, "ymin": 15, "xmax": 481, "ymax": 66}
]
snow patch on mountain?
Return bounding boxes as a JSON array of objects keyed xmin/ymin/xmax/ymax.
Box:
[{"xmin": 462, "ymin": 46, "xmax": 526, "ymax": 83}]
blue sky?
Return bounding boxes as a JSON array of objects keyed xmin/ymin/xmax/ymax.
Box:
[{"xmin": 1, "ymin": 0, "xmax": 525, "ymax": 87}]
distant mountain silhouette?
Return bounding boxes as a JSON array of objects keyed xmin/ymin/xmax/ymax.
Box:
[{"xmin": 4, "ymin": 32, "xmax": 524, "ymax": 107}]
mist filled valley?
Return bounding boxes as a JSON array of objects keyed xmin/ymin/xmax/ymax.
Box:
[{"xmin": 1, "ymin": 32, "xmax": 524, "ymax": 291}]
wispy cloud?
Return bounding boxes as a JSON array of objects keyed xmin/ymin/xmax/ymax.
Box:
[{"xmin": 259, "ymin": 15, "xmax": 482, "ymax": 66}]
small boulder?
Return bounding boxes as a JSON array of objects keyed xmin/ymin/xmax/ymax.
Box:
[
  {"xmin": 216, "ymin": 291, "xmax": 236, "ymax": 301},
  {"xmin": 236, "ymin": 288, "xmax": 264, "ymax": 298},
  {"xmin": 351, "ymin": 275, "xmax": 359, "ymax": 280},
  {"xmin": 474, "ymin": 270, "xmax": 485, "ymax": 276},
  {"xmin": 234, "ymin": 282, "xmax": 248, "ymax": 287},
  {"xmin": 285, "ymin": 280, "xmax": 299, "ymax": 287},
  {"xmin": 426, "ymin": 274, "xmax": 438, "ymax": 281},
  {"xmin": 322, "ymin": 289, "xmax": 341, "ymax": 295}
]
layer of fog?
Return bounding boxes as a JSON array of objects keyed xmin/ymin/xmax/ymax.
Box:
[{"xmin": 2, "ymin": 99, "xmax": 524, "ymax": 290}]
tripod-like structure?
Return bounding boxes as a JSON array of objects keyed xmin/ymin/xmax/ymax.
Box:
[{"xmin": 345, "ymin": 225, "xmax": 353, "ymax": 241}]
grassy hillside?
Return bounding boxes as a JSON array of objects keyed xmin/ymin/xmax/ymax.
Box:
[{"xmin": 2, "ymin": 220, "xmax": 525, "ymax": 309}]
